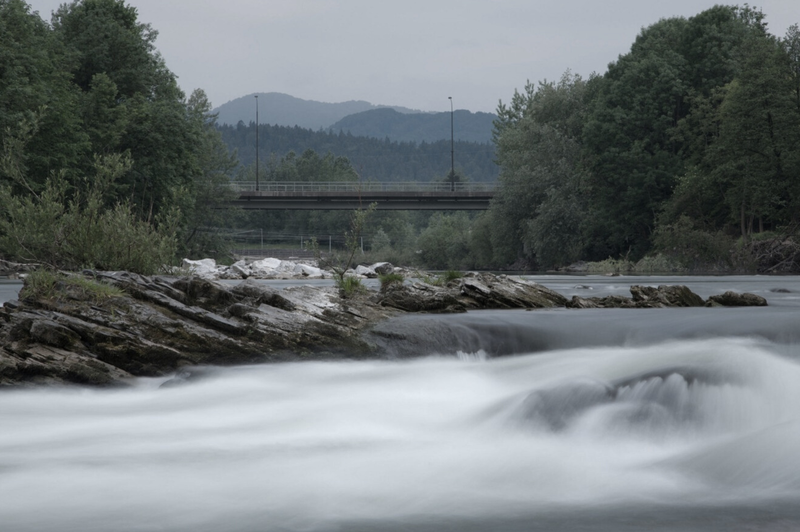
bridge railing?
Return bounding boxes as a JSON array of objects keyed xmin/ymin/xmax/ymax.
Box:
[{"xmin": 229, "ymin": 181, "xmax": 497, "ymax": 193}]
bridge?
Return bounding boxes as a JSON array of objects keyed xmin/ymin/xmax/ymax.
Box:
[{"xmin": 228, "ymin": 181, "xmax": 496, "ymax": 210}]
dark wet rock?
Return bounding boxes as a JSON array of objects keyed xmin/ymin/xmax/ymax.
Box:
[
  {"xmin": 630, "ymin": 285, "xmax": 705, "ymax": 307},
  {"xmin": 567, "ymin": 285, "xmax": 706, "ymax": 309},
  {"xmin": 1, "ymin": 271, "xmax": 394, "ymax": 387},
  {"xmin": 706, "ymin": 291, "xmax": 768, "ymax": 307},
  {"xmin": 377, "ymin": 282, "xmax": 466, "ymax": 313},
  {"xmin": 770, "ymin": 288, "xmax": 791, "ymax": 293},
  {"xmin": 458, "ymin": 273, "xmax": 568, "ymax": 309},
  {"xmin": 0, "ymin": 271, "xmax": 771, "ymax": 387},
  {"xmin": 371, "ymin": 262, "xmax": 395, "ymax": 275}
]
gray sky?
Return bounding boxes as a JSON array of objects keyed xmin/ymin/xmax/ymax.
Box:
[{"xmin": 26, "ymin": 0, "xmax": 800, "ymax": 113}]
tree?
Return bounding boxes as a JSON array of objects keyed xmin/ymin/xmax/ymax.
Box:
[
  {"xmin": 0, "ymin": 0, "xmax": 87, "ymax": 187},
  {"xmin": 583, "ymin": 6, "xmax": 770, "ymax": 258},
  {"xmin": 490, "ymin": 71, "xmax": 591, "ymax": 267}
]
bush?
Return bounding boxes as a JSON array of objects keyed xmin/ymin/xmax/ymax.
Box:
[
  {"xmin": 0, "ymin": 152, "xmax": 179, "ymax": 274},
  {"xmin": 653, "ymin": 215, "xmax": 735, "ymax": 271},
  {"xmin": 337, "ymin": 275, "xmax": 365, "ymax": 298},
  {"xmin": 440, "ymin": 270, "xmax": 463, "ymax": 284},
  {"xmin": 378, "ymin": 272, "xmax": 404, "ymax": 291}
]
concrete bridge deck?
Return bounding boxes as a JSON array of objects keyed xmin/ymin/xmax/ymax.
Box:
[{"xmin": 229, "ymin": 181, "xmax": 496, "ymax": 210}]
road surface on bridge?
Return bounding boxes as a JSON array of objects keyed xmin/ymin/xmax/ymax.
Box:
[{"xmin": 228, "ymin": 181, "xmax": 496, "ymax": 210}]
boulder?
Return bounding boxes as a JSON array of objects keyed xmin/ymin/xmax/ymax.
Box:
[
  {"xmin": 371, "ymin": 262, "xmax": 394, "ymax": 275},
  {"xmin": 229, "ymin": 260, "xmax": 251, "ymax": 278},
  {"xmin": 566, "ymin": 285, "xmax": 706, "ymax": 309},
  {"xmin": 355, "ymin": 265, "xmax": 377, "ymax": 278},
  {"xmin": 706, "ymin": 291, "xmax": 768, "ymax": 307},
  {"xmin": 250, "ymin": 258, "xmax": 282, "ymax": 276},
  {"xmin": 293, "ymin": 263, "xmax": 325, "ymax": 278},
  {"xmin": 377, "ymin": 283, "xmax": 465, "ymax": 313},
  {"xmin": 458, "ymin": 273, "xmax": 568, "ymax": 309},
  {"xmin": 377, "ymin": 273, "xmax": 567, "ymax": 312},
  {"xmin": 630, "ymin": 285, "xmax": 705, "ymax": 307},
  {"xmin": 182, "ymin": 258, "xmax": 219, "ymax": 279}
]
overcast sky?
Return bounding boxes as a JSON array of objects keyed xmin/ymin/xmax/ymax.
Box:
[{"xmin": 26, "ymin": 0, "xmax": 800, "ymax": 114}]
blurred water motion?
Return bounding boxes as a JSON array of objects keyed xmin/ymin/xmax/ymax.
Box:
[{"xmin": 2, "ymin": 275, "xmax": 800, "ymax": 531}]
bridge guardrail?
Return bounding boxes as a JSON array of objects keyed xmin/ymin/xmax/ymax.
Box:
[{"xmin": 229, "ymin": 181, "xmax": 497, "ymax": 193}]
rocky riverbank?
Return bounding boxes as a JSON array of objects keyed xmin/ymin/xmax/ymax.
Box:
[{"xmin": 0, "ymin": 270, "xmax": 767, "ymax": 387}]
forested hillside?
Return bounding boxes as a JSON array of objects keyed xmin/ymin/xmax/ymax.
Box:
[
  {"xmin": 218, "ymin": 123, "xmax": 499, "ymax": 182},
  {"xmin": 328, "ymin": 108, "xmax": 496, "ymax": 144}
]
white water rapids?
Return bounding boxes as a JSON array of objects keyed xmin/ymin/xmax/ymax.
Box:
[{"xmin": 2, "ymin": 276, "xmax": 800, "ymax": 531}]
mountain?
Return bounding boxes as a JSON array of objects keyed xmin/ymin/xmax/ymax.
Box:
[
  {"xmin": 212, "ymin": 92, "xmax": 422, "ymax": 129},
  {"xmin": 328, "ymin": 108, "xmax": 496, "ymax": 144}
]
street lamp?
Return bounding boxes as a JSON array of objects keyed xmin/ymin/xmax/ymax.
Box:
[
  {"xmin": 255, "ymin": 94, "xmax": 260, "ymax": 191},
  {"xmin": 448, "ymin": 96, "xmax": 454, "ymax": 191}
]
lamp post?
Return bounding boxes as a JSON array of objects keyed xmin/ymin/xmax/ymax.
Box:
[
  {"xmin": 448, "ymin": 96, "xmax": 454, "ymax": 191},
  {"xmin": 255, "ymin": 94, "xmax": 260, "ymax": 191}
]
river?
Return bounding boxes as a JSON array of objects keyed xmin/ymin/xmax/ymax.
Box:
[{"xmin": 2, "ymin": 275, "xmax": 800, "ymax": 531}]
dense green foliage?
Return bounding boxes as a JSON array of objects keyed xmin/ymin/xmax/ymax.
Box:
[
  {"xmin": 483, "ymin": 5, "xmax": 800, "ymax": 270},
  {"xmin": 0, "ymin": 0, "xmax": 237, "ymax": 270},
  {"xmin": 218, "ymin": 122, "xmax": 498, "ymax": 183}
]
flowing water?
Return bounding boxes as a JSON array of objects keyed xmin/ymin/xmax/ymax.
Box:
[{"xmin": 2, "ymin": 276, "xmax": 800, "ymax": 531}]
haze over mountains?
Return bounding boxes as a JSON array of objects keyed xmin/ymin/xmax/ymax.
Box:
[{"xmin": 213, "ymin": 93, "xmax": 496, "ymax": 144}]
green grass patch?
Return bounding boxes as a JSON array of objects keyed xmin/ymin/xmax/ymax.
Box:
[
  {"xmin": 440, "ymin": 270, "xmax": 463, "ymax": 284},
  {"xmin": 22, "ymin": 270, "xmax": 124, "ymax": 303},
  {"xmin": 378, "ymin": 272, "xmax": 405, "ymax": 291},
  {"xmin": 336, "ymin": 275, "xmax": 366, "ymax": 298}
]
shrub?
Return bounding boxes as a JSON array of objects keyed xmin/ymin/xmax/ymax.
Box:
[
  {"xmin": 378, "ymin": 272, "xmax": 404, "ymax": 291},
  {"xmin": 440, "ymin": 270, "xmax": 463, "ymax": 284},
  {"xmin": 1, "ymin": 119, "xmax": 179, "ymax": 274},
  {"xmin": 653, "ymin": 215, "xmax": 735, "ymax": 271},
  {"xmin": 337, "ymin": 275, "xmax": 366, "ymax": 298}
]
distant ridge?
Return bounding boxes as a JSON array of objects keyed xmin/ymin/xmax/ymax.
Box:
[
  {"xmin": 212, "ymin": 92, "xmax": 422, "ymax": 129},
  {"xmin": 329, "ymin": 108, "xmax": 496, "ymax": 144}
]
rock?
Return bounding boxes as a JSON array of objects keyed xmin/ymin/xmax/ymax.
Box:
[
  {"xmin": 377, "ymin": 273, "xmax": 566, "ymax": 312},
  {"xmin": 355, "ymin": 265, "xmax": 377, "ymax": 278},
  {"xmin": 182, "ymin": 258, "xmax": 218, "ymax": 279},
  {"xmin": 29, "ymin": 319, "xmax": 80, "ymax": 348},
  {"xmin": 250, "ymin": 258, "xmax": 282, "ymax": 276},
  {"xmin": 566, "ymin": 285, "xmax": 705, "ymax": 309},
  {"xmin": 706, "ymin": 291, "xmax": 768, "ymax": 307},
  {"xmin": 293, "ymin": 263, "xmax": 324, "ymax": 278},
  {"xmin": 377, "ymin": 283, "xmax": 466, "ymax": 313},
  {"xmin": 630, "ymin": 285, "xmax": 705, "ymax": 307},
  {"xmin": 567, "ymin": 296, "xmax": 601, "ymax": 309},
  {"xmin": 0, "ymin": 271, "xmax": 771, "ymax": 388},
  {"xmin": 458, "ymin": 273, "xmax": 568, "ymax": 309},
  {"xmin": 0, "ymin": 270, "xmax": 397, "ymax": 386},
  {"xmin": 371, "ymin": 262, "xmax": 394, "ymax": 275}
]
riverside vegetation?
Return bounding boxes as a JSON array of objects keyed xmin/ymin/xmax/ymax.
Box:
[{"xmin": 2, "ymin": 1, "xmax": 799, "ymax": 276}]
